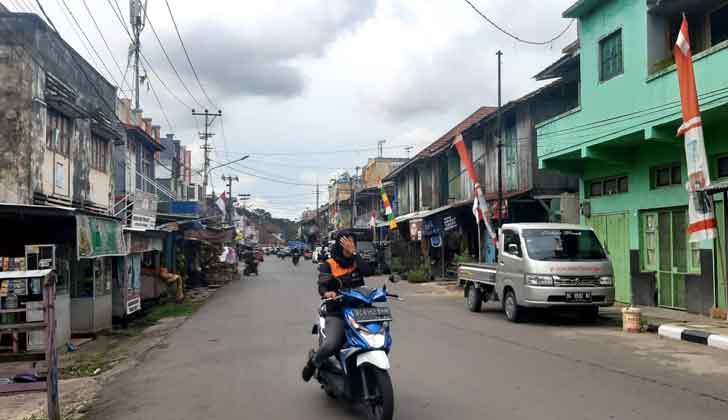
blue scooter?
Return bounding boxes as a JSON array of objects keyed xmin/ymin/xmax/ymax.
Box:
[{"xmin": 310, "ymin": 286, "xmax": 400, "ymax": 420}]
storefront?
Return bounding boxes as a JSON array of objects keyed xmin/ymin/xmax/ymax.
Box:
[{"xmin": 71, "ymin": 214, "xmax": 126, "ymax": 334}]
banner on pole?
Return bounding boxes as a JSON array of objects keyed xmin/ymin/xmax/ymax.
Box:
[
  {"xmin": 673, "ymin": 16, "xmax": 717, "ymax": 242},
  {"xmin": 453, "ymin": 134, "xmax": 497, "ymax": 245}
]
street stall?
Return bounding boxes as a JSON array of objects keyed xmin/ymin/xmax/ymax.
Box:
[
  {"xmin": 184, "ymin": 226, "xmax": 237, "ymax": 285},
  {"xmin": 72, "ymin": 214, "xmax": 126, "ymax": 335},
  {"xmin": 0, "ymin": 204, "xmax": 86, "ymax": 348},
  {"xmin": 0, "ymin": 269, "xmax": 61, "ymax": 419}
]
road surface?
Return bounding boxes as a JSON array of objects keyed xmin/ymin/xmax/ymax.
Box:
[{"xmin": 89, "ymin": 259, "xmax": 728, "ymax": 420}]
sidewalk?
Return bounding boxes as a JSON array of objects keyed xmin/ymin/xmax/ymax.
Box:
[{"xmin": 601, "ymin": 304, "xmax": 728, "ymax": 351}]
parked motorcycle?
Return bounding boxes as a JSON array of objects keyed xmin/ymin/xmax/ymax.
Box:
[{"xmin": 309, "ymin": 286, "xmax": 399, "ymax": 420}]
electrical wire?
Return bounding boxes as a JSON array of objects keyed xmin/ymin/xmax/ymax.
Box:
[
  {"xmin": 147, "ymin": 79, "xmax": 175, "ymax": 133},
  {"xmin": 144, "ymin": 13, "xmax": 205, "ymax": 108},
  {"xmin": 58, "ymin": 0, "xmax": 120, "ymax": 87},
  {"xmin": 80, "ymin": 0, "xmax": 129, "ymax": 95},
  {"xmin": 51, "ymin": 0, "xmax": 103, "ymax": 72},
  {"xmin": 462, "ymin": 0, "xmax": 575, "ymax": 46},
  {"xmin": 213, "ymin": 160, "xmax": 319, "ymax": 187},
  {"xmin": 163, "ymin": 0, "xmax": 218, "ymax": 109},
  {"xmin": 105, "ymin": 0, "xmax": 194, "ymax": 110}
]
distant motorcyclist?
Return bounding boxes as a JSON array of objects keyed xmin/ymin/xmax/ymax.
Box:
[
  {"xmin": 291, "ymin": 247, "xmax": 301, "ymax": 265},
  {"xmin": 302, "ymin": 231, "xmax": 372, "ymax": 381}
]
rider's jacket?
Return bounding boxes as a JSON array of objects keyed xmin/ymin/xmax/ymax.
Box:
[{"xmin": 317, "ymin": 255, "xmax": 371, "ymax": 314}]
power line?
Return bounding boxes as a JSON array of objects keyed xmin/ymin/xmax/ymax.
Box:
[
  {"xmin": 58, "ymin": 0, "xmax": 121, "ymax": 87},
  {"xmin": 144, "ymin": 13, "xmax": 205, "ymax": 108},
  {"xmin": 80, "ymin": 0, "xmax": 129, "ymax": 94},
  {"xmin": 538, "ymin": 85, "xmax": 728, "ymax": 139},
  {"xmin": 147, "ymin": 79, "xmax": 175, "ymax": 133},
  {"xmin": 462, "ymin": 0, "xmax": 574, "ymax": 46},
  {"xmin": 52, "ymin": 0, "xmax": 103, "ymax": 72},
  {"xmin": 163, "ymin": 0, "xmax": 217, "ymax": 109},
  {"xmin": 213, "ymin": 160, "xmax": 319, "ymax": 187}
]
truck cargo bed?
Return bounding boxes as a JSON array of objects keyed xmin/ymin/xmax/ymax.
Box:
[{"xmin": 457, "ymin": 263, "xmax": 497, "ymax": 286}]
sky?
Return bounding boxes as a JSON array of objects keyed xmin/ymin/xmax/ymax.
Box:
[{"xmin": 11, "ymin": 0, "xmax": 577, "ymax": 219}]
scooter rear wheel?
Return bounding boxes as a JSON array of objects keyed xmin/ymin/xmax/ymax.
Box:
[{"xmin": 366, "ymin": 367, "xmax": 394, "ymax": 420}]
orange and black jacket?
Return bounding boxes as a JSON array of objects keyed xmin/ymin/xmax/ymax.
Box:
[{"xmin": 318, "ymin": 255, "xmax": 372, "ymax": 312}]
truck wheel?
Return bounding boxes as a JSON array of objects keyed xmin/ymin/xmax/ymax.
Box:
[
  {"xmin": 466, "ymin": 284, "xmax": 483, "ymax": 313},
  {"xmin": 503, "ymin": 289, "xmax": 524, "ymax": 323}
]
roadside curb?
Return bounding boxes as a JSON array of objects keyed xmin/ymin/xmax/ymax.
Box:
[{"xmin": 657, "ymin": 324, "xmax": 728, "ymax": 351}]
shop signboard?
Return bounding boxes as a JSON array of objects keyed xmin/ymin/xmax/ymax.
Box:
[
  {"xmin": 443, "ymin": 215, "xmax": 458, "ymax": 232},
  {"xmin": 131, "ymin": 192, "xmax": 158, "ymax": 230},
  {"xmin": 77, "ymin": 215, "xmax": 127, "ymax": 259},
  {"xmin": 409, "ymin": 218, "xmax": 423, "ymax": 241}
]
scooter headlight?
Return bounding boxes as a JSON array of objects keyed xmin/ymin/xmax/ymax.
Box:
[{"xmin": 358, "ymin": 329, "xmax": 386, "ymax": 348}]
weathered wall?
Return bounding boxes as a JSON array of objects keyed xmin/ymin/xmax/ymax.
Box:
[
  {"xmin": 0, "ymin": 15, "xmax": 117, "ymax": 210},
  {"xmin": 0, "ymin": 44, "xmax": 44, "ymax": 204}
]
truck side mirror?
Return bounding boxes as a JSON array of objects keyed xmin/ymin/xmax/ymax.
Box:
[{"xmin": 507, "ymin": 243, "xmax": 520, "ymax": 256}]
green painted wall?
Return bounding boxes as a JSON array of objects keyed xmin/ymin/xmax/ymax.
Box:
[
  {"xmin": 537, "ymin": 0, "xmax": 728, "ymax": 160},
  {"xmin": 535, "ymin": 0, "xmax": 728, "ymax": 310}
]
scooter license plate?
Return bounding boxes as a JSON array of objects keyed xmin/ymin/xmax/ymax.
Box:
[
  {"xmin": 565, "ymin": 292, "xmax": 592, "ymax": 302},
  {"xmin": 351, "ymin": 307, "xmax": 392, "ymax": 323}
]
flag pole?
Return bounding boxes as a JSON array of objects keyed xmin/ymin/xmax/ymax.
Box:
[{"xmin": 477, "ymin": 220, "xmax": 482, "ymax": 263}]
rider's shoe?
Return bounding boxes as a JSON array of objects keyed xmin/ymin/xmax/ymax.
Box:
[{"xmin": 301, "ymin": 349, "xmax": 316, "ymax": 382}]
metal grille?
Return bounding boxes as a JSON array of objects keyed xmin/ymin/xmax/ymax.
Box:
[{"xmin": 553, "ymin": 276, "xmax": 600, "ymax": 287}]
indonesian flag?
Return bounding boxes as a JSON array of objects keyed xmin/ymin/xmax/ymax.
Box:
[
  {"xmin": 216, "ymin": 191, "xmax": 227, "ymax": 218},
  {"xmin": 453, "ymin": 134, "xmax": 497, "ymax": 245},
  {"xmin": 674, "ymin": 16, "xmax": 717, "ymax": 242}
]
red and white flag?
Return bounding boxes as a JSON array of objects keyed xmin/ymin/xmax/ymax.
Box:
[
  {"xmin": 674, "ymin": 16, "xmax": 717, "ymax": 242},
  {"xmin": 472, "ymin": 195, "xmax": 482, "ymax": 223},
  {"xmin": 216, "ymin": 191, "xmax": 227, "ymax": 218},
  {"xmin": 454, "ymin": 134, "xmax": 497, "ymax": 245}
]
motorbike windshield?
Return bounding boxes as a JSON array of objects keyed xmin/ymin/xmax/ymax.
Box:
[{"xmin": 522, "ymin": 229, "xmax": 607, "ymax": 261}]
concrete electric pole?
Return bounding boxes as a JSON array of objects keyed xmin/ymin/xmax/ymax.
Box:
[
  {"xmin": 192, "ymin": 109, "xmax": 222, "ymax": 197},
  {"xmin": 221, "ymin": 174, "xmax": 238, "ymax": 224},
  {"xmin": 130, "ymin": 0, "xmax": 148, "ymax": 111}
]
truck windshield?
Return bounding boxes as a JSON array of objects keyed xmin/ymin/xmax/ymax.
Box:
[{"xmin": 522, "ymin": 229, "xmax": 607, "ymax": 261}]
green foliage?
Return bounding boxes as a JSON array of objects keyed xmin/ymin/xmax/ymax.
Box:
[
  {"xmin": 143, "ymin": 300, "xmax": 203, "ymax": 323},
  {"xmin": 453, "ymin": 253, "xmax": 474, "ymax": 264},
  {"xmin": 407, "ymin": 262, "xmax": 432, "ymax": 283},
  {"xmin": 390, "ymin": 257, "xmax": 404, "ymax": 274}
]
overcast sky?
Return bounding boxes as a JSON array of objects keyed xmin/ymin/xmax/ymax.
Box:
[{"xmin": 16, "ymin": 0, "xmax": 577, "ymax": 219}]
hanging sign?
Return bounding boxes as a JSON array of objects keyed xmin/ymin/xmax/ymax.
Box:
[{"xmin": 77, "ymin": 215, "xmax": 127, "ymax": 259}]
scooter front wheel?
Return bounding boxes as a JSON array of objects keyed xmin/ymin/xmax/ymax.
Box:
[{"xmin": 366, "ymin": 367, "xmax": 394, "ymax": 420}]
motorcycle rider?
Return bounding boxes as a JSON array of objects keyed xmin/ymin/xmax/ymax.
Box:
[{"xmin": 302, "ymin": 231, "xmax": 372, "ymax": 382}]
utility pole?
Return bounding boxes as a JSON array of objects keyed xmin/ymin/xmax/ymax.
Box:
[
  {"xmin": 130, "ymin": 0, "xmax": 147, "ymax": 111},
  {"xmin": 192, "ymin": 109, "xmax": 222, "ymax": 197},
  {"xmin": 496, "ymin": 50, "xmax": 504, "ymax": 227},
  {"xmin": 315, "ymin": 183, "xmax": 320, "ymax": 239},
  {"xmin": 237, "ymin": 194, "xmax": 251, "ymax": 243},
  {"xmin": 404, "ymin": 146, "xmax": 413, "ymax": 159},
  {"xmin": 378, "ymin": 140, "xmax": 386, "ymax": 157},
  {"xmin": 352, "ymin": 167, "xmax": 360, "ymax": 229},
  {"xmin": 221, "ymin": 174, "xmax": 238, "ymax": 225}
]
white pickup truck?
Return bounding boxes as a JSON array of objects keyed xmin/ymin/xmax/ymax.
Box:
[{"xmin": 458, "ymin": 223, "xmax": 615, "ymax": 322}]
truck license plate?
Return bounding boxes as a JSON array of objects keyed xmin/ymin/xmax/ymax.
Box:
[{"xmin": 565, "ymin": 292, "xmax": 592, "ymax": 302}]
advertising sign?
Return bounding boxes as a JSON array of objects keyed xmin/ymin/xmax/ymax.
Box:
[
  {"xmin": 131, "ymin": 192, "xmax": 158, "ymax": 230},
  {"xmin": 409, "ymin": 218, "xmax": 423, "ymax": 241},
  {"xmin": 77, "ymin": 215, "xmax": 126, "ymax": 259}
]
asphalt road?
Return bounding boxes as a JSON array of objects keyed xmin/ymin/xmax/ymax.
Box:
[{"xmin": 90, "ymin": 259, "xmax": 728, "ymax": 420}]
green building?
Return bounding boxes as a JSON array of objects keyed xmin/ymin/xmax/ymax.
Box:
[{"xmin": 536, "ymin": 0, "xmax": 728, "ymax": 314}]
